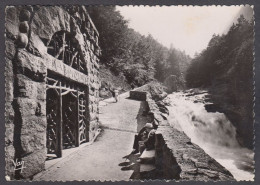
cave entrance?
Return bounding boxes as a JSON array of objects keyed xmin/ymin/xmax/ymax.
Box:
[{"xmin": 46, "ymin": 72, "xmax": 89, "ymax": 158}]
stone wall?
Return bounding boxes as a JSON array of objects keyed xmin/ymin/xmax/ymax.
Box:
[
  {"xmin": 155, "ymin": 126, "xmax": 235, "ymax": 181},
  {"xmin": 132, "ymin": 89, "xmax": 235, "ymax": 180},
  {"xmin": 129, "ymin": 91, "xmax": 147, "ymax": 101},
  {"xmin": 5, "ymin": 9, "xmax": 17, "ymax": 178},
  {"xmin": 5, "ymin": 5, "xmax": 100, "ymax": 179}
]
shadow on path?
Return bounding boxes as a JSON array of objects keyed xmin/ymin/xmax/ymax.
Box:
[
  {"xmin": 120, "ymin": 153, "xmax": 141, "ymax": 180},
  {"xmin": 136, "ymin": 101, "xmax": 152, "ymax": 132},
  {"xmin": 118, "ymin": 100, "xmax": 154, "ymax": 180}
]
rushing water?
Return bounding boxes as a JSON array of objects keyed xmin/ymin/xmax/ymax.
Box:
[{"xmin": 166, "ymin": 90, "xmax": 254, "ymax": 181}]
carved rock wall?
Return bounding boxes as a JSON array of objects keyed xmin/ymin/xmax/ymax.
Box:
[
  {"xmin": 5, "ymin": 5, "xmax": 100, "ymax": 179},
  {"xmin": 5, "ymin": 25, "xmax": 16, "ymax": 180}
]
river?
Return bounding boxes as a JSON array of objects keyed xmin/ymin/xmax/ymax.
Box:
[{"xmin": 166, "ymin": 90, "xmax": 254, "ymax": 181}]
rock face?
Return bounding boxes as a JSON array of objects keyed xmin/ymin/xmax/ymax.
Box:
[
  {"xmin": 135, "ymin": 82, "xmax": 168, "ymax": 101},
  {"xmin": 209, "ymin": 83, "xmax": 254, "ymax": 149},
  {"xmin": 5, "ymin": 6, "xmax": 100, "ymax": 179}
]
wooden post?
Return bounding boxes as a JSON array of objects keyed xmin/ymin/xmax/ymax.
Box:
[
  {"xmin": 61, "ymin": 32, "xmax": 66, "ymax": 61},
  {"xmin": 85, "ymin": 88, "xmax": 90, "ymax": 142},
  {"xmin": 57, "ymin": 81, "xmax": 63, "ymax": 158},
  {"xmin": 75, "ymin": 88, "xmax": 80, "ymax": 147},
  {"xmin": 77, "ymin": 55, "xmax": 80, "ymax": 72}
]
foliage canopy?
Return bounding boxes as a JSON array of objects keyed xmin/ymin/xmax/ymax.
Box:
[{"xmin": 87, "ymin": 6, "xmax": 191, "ymax": 87}]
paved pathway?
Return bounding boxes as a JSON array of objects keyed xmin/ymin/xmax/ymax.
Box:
[
  {"xmin": 99, "ymin": 92, "xmax": 149, "ymax": 133},
  {"xmin": 34, "ymin": 92, "xmax": 149, "ymax": 181}
]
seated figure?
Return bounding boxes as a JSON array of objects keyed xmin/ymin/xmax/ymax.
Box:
[{"xmin": 131, "ymin": 123, "xmax": 156, "ymax": 154}]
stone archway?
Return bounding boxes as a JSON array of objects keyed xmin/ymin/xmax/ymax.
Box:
[
  {"xmin": 29, "ymin": 6, "xmax": 71, "ymax": 55},
  {"xmin": 47, "ymin": 30, "xmax": 88, "ymax": 75}
]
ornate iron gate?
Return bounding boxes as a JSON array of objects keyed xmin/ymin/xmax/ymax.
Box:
[
  {"xmin": 62, "ymin": 92, "xmax": 77, "ymax": 148},
  {"xmin": 46, "ymin": 30, "xmax": 90, "ymax": 158},
  {"xmin": 47, "ymin": 31, "xmax": 88, "ymax": 75},
  {"xmin": 79, "ymin": 92, "xmax": 87, "ymax": 144},
  {"xmin": 46, "ymin": 89, "xmax": 61, "ymax": 156},
  {"xmin": 46, "ymin": 75, "xmax": 88, "ymax": 157}
]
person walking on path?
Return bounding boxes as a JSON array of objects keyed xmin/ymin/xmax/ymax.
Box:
[
  {"xmin": 114, "ymin": 89, "xmax": 119, "ymax": 102},
  {"xmin": 108, "ymin": 85, "xmax": 120, "ymax": 103}
]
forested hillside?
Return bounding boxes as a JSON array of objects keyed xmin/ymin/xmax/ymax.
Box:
[
  {"xmin": 86, "ymin": 6, "xmax": 191, "ymax": 94},
  {"xmin": 186, "ymin": 15, "xmax": 254, "ymax": 149},
  {"xmin": 87, "ymin": 6, "xmax": 254, "ymax": 149}
]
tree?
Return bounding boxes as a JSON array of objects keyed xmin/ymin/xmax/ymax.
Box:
[
  {"xmin": 87, "ymin": 6, "xmax": 191, "ymax": 87},
  {"xmin": 185, "ymin": 15, "xmax": 254, "ymax": 148}
]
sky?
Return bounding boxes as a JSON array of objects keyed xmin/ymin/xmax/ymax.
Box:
[{"xmin": 117, "ymin": 6, "xmax": 242, "ymax": 57}]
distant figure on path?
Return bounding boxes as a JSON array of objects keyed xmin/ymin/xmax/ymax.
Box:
[
  {"xmin": 131, "ymin": 83, "xmax": 135, "ymax": 90},
  {"xmin": 114, "ymin": 89, "xmax": 119, "ymax": 102},
  {"xmin": 108, "ymin": 86, "xmax": 119, "ymax": 103}
]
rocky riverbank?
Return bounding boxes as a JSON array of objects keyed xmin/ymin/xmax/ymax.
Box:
[
  {"xmin": 132, "ymin": 84, "xmax": 235, "ymax": 181},
  {"xmin": 182, "ymin": 87, "xmax": 254, "ymax": 150},
  {"xmin": 166, "ymin": 90, "xmax": 254, "ymax": 180}
]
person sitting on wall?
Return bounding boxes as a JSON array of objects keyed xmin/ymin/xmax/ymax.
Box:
[{"xmin": 131, "ymin": 122, "xmax": 156, "ymax": 155}]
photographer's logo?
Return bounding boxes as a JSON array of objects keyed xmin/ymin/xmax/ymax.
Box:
[{"xmin": 12, "ymin": 159, "xmax": 26, "ymax": 173}]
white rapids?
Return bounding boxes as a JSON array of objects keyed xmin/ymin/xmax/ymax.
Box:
[{"xmin": 166, "ymin": 90, "xmax": 254, "ymax": 181}]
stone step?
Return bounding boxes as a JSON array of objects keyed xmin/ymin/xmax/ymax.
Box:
[
  {"xmin": 139, "ymin": 149, "xmax": 155, "ymax": 164},
  {"xmin": 139, "ymin": 149, "xmax": 155, "ymax": 160},
  {"xmin": 140, "ymin": 149, "xmax": 155, "ymax": 159},
  {"xmin": 140, "ymin": 164, "xmax": 156, "ymax": 173}
]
